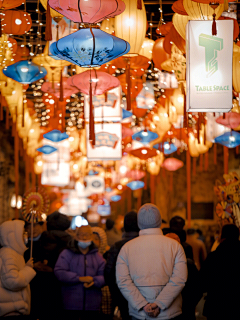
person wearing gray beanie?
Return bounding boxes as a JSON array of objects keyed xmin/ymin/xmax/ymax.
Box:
[
  {"xmin": 137, "ymin": 203, "xmax": 162, "ymax": 230},
  {"xmin": 116, "ymin": 203, "xmax": 187, "ymax": 320}
]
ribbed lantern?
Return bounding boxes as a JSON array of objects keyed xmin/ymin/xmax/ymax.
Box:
[
  {"xmin": 115, "ymin": 0, "xmax": 147, "ymax": 56},
  {"xmin": 139, "ymin": 38, "xmax": 155, "ymax": 60},
  {"xmin": 172, "ymin": 13, "xmax": 190, "ymax": 40},
  {"xmin": 183, "ymin": 0, "xmax": 224, "ymax": 21}
]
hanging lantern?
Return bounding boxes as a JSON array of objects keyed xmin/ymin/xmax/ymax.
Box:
[
  {"xmin": 41, "ymin": 77, "xmax": 79, "ymax": 99},
  {"xmin": 172, "ymin": 0, "xmax": 188, "ymax": 15},
  {"xmin": 152, "ymin": 38, "xmax": 170, "ymax": 70},
  {"xmin": 172, "ymin": 13, "xmax": 190, "ymax": 40},
  {"xmin": 115, "ymin": 0, "xmax": 147, "ymax": 56},
  {"xmin": 0, "ymin": 0, "xmax": 25, "ymax": 9},
  {"xmin": 129, "ymin": 147, "xmax": 158, "ymax": 160},
  {"xmin": 132, "ymin": 129, "xmax": 159, "ymax": 145},
  {"xmin": 156, "ymin": 22, "xmax": 173, "ymax": 35},
  {"xmin": 2, "ymin": 10, "xmax": 32, "ymax": 35},
  {"xmin": 139, "ymin": 38, "xmax": 155, "ymax": 60},
  {"xmin": 215, "ymin": 131, "xmax": 240, "ymax": 148},
  {"xmin": 161, "ymin": 158, "xmax": 184, "ymax": 171},
  {"xmin": 3, "ymin": 61, "xmax": 47, "ymax": 84},
  {"xmin": 43, "ymin": 129, "xmax": 69, "ymax": 142},
  {"xmin": 154, "ymin": 142, "xmax": 178, "ymax": 155},
  {"xmin": 183, "ymin": 0, "xmax": 224, "ymax": 21},
  {"xmin": 216, "ymin": 112, "xmax": 240, "ymax": 130},
  {"xmin": 127, "ymin": 180, "xmax": 144, "ymax": 191},
  {"xmin": 49, "ymin": 0, "xmax": 125, "ymax": 23},
  {"xmin": 50, "ymin": 28, "xmax": 130, "ymax": 67}
]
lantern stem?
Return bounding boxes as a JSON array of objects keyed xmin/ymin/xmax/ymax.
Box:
[
  {"xmin": 137, "ymin": 0, "xmax": 142, "ymax": 9},
  {"xmin": 89, "ymin": 78, "xmax": 95, "ymax": 146},
  {"xmin": 126, "ymin": 59, "xmax": 131, "ymax": 111},
  {"xmin": 45, "ymin": 2, "xmax": 52, "ymax": 41}
]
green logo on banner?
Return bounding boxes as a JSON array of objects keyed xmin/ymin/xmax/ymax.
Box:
[{"xmin": 199, "ymin": 34, "xmax": 223, "ymax": 77}]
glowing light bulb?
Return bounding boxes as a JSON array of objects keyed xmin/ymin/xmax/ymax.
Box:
[
  {"xmin": 21, "ymin": 67, "xmax": 28, "ymax": 72},
  {"xmin": 142, "ymin": 131, "xmax": 148, "ymax": 136},
  {"xmin": 164, "ymin": 143, "xmax": 170, "ymax": 150},
  {"xmin": 37, "ymin": 160, "xmax": 43, "ymax": 166},
  {"xmin": 177, "ymin": 96, "xmax": 184, "ymax": 104},
  {"xmin": 126, "ymin": 18, "xmax": 134, "ymax": 27},
  {"xmin": 92, "ymin": 79, "xmax": 99, "ymax": 83},
  {"xmin": 73, "ymin": 164, "xmax": 79, "ymax": 170},
  {"xmin": 15, "ymin": 19, "xmax": 22, "ymax": 25},
  {"xmin": 49, "ymin": 99, "xmax": 55, "ymax": 104},
  {"xmin": 119, "ymin": 165, "xmax": 127, "ymax": 174},
  {"xmin": 141, "ymin": 149, "xmax": 148, "ymax": 155},
  {"xmin": 69, "ymin": 136, "xmax": 74, "ymax": 142},
  {"xmin": 229, "ymin": 136, "xmax": 236, "ymax": 142}
]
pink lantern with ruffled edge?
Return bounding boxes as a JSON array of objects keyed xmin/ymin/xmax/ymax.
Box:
[
  {"xmin": 216, "ymin": 112, "xmax": 240, "ymax": 129},
  {"xmin": 41, "ymin": 77, "xmax": 79, "ymax": 99},
  {"xmin": 49, "ymin": 0, "xmax": 125, "ymax": 23},
  {"xmin": 161, "ymin": 158, "xmax": 184, "ymax": 171}
]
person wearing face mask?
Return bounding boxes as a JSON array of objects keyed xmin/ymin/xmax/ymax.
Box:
[
  {"xmin": 0, "ymin": 219, "xmax": 36, "ymax": 318},
  {"xmin": 54, "ymin": 225, "xmax": 106, "ymax": 320}
]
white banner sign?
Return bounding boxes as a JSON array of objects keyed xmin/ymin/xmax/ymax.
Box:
[
  {"xmin": 186, "ymin": 20, "xmax": 233, "ymax": 112},
  {"xmin": 86, "ymin": 123, "xmax": 122, "ymax": 161}
]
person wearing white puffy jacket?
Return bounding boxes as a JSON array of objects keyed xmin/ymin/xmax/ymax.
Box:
[
  {"xmin": 0, "ymin": 219, "xmax": 36, "ymax": 318},
  {"xmin": 116, "ymin": 204, "xmax": 188, "ymax": 320}
]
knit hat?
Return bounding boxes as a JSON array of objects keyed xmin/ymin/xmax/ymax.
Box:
[
  {"xmin": 47, "ymin": 211, "xmax": 71, "ymax": 231},
  {"xmin": 124, "ymin": 211, "xmax": 139, "ymax": 233},
  {"xmin": 137, "ymin": 203, "xmax": 162, "ymax": 230},
  {"xmin": 92, "ymin": 227, "xmax": 108, "ymax": 255}
]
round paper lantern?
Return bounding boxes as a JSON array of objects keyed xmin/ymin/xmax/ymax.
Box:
[
  {"xmin": 115, "ymin": 0, "xmax": 147, "ymax": 56},
  {"xmin": 118, "ymin": 74, "xmax": 143, "ymax": 100},
  {"xmin": 163, "ymin": 34, "xmax": 172, "ymax": 55},
  {"xmin": 101, "ymin": 18, "xmax": 115, "ymax": 35},
  {"xmin": 161, "ymin": 158, "xmax": 184, "ymax": 171},
  {"xmin": 49, "ymin": 0, "xmax": 125, "ymax": 23},
  {"xmin": 7, "ymin": 37, "xmax": 17, "ymax": 53},
  {"xmin": 139, "ymin": 38, "xmax": 155, "ymax": 60},
  {"xmin": 16, "ymin": 45, "xmax": 30, "ymax": 57},
  {"xmin": 172, "ymin": 13, "xmax": 190, "ymax": 40},
  {"xmin": 50, "ymin": 28, "xmax": 130, "ymax": 67},
  {"xmin": 41, "ymin": 77, "xmax": 79, "ymax": 98},
  {"xmin": 67, "ymin": 71, "xmax": 120, "ymax": 95},
  {"xmin": 156, "ymin": 22, "xmax": 173, "ymax": 35},
  {"xmin": 168, "ymin": 25, "xmax": 186, "ymax": 54},
  {"xmin": 3, "ymin": 61, "xmax": 47, "ymax": 84},
  {"xmin": 129, "ymin": 147, "xmax": 158, "ymax": 160},
  {"xmin": 183, "ymin": 0, "xmax": 224, "ymax": 21},
  {"xmin": 152, "ymin": 38, "xmax": 170, "ymax": 70},
  {"xmin": 2, "ymin": 10, "xmax": 32, "ymax": 35},
  {"xmin": 172, "ymin": 0, "xmax": 188, "ymax": 15},
  {"xmin": 0, "ymin": 0, "xmax": 24, "ymax": 9}
]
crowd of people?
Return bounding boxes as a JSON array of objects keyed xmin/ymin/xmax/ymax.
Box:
[{"xmin": 0, "ymin": 203, "xmax": 239, "ymax": 320}]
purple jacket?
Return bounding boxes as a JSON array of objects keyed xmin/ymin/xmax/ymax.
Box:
[{"xmin": 54, "ymin": 240, "xmax": 106, "ymax": 311}]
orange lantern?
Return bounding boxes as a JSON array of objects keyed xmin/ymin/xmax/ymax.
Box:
[
  {"xmin": 2, "ymin": 10, "xmax": 32, "ymax": 35},
  {"xmin": 0, "ymin": 0, "xmax": 24, "ymax": 9},
  {"xmin": 152, "ymin": 38, "xmax": 170, "ymax": 70},
  {"xmin": 16, "ymin": 45, "xmax": 30, "ymax": 58},
  {"xmin": 118, "ymin": 74, "xmax": 143, "ymax": 100},
  {"xmin": 172, "ymin": 0, "xmax": 188, "ymax": 15},
  {"xmin": 156, "ymin": 22, "xmax": 173, "ymax": 36}
]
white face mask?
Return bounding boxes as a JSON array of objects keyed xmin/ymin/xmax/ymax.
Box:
[{"xmin": 78, "ymin": 241, "xmax": 92, "ymax": 249}]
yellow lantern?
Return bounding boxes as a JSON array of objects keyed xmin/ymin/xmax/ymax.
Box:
[
  {"xmin": 101, "ymin": 18, "xmax": 115, "ymax": 35},
  {"xmin": 115, "ymin": 0, "xmax": 147, "ymax": 56},
  {"xmin": 172, "ymin": 13, "xmax": 190, "ymax": 40},
  {"xmin": 172, "ymin": 87, "xmax": 184, "ymax": 115},
  {"xmin": 233, "ymin": 52, "xmax": 240, "ymax": 93},
  {"xmin": 34, "ymin": 156, "xmax": 44, "ymax": 175},
  {"xmin": 139, "ymin": 38, "xmax": 155, "ymax": 60},
  {"xmin": 40, "ymin": 0, "xmax": 63, "ymax": 19},
  {"xmin": 183, "ymin": 0, "xmax": 224, "ymax": 21},
  {"xmin": 146, "ymin": 153, "xmax": 164, "ymax": 175}
]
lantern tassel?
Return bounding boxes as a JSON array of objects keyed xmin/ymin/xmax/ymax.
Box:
[
  {"xmin": 224, "ymin": 0, "xmax": 228, "ymax": 12},
  {"xmin": 45, "ymin": 2, "xmax": 52, "ymax": 41},
  {"xmin": 212, "ymin": 13, "xmax": 217, "ymax": 36},
  {"xmin": 137, "ymin": 0, "xmax": 142, "ymax": 9},
  {"xmin": 89, "ymin": 80, "xmax": 95, "ymax": 146},
  {"xmin": 126, "ymin": 60, "xmax": 131, "ymax": 111},
  {"xmin": 59, "ymin": 70, "xmax": 64, "ymax": 102}
]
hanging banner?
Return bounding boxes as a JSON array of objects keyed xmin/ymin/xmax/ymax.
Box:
[
  {"xmin": 186, "ymin": 20, "xmax": 233, "ymax": 112},
  {"xmin": 84, "ymin": 86, "xmax": 121, "ymax": 121},
  {"xmin": 86, "ymin": 123, "xmax": 122, "ymax": 161}
]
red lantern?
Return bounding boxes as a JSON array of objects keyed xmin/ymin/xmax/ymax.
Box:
[
  {"xmin": 118, "ymin": 74, "xmax": 143, "ymax": 100},
  {"xmin": 2, "ymin": 10, "xmax": 32, "ymax": 35},
  {"xmin": 8, "ymin": 37, "xmax": 17, "ymax": 53},
  {"xmin": 172, "ymin": 0, "xmax": 188, "ymax": 15},
  {"xmin": 156, "ymin": 22, "xmax": 173, "ymax": 36},
  {"xmin": 16, "ymin": 45, "xmax": 30, "ymax": 58},
  {"xmin": 216, "ymin": 112, "xmax": 240, "ymax": 129},
  {"xmin": 129, "ymin": 147, "xmax": 158, "ymax": 160},
  {"xmin": 152, "ymin": 38, "xmax": 170, "ymax": 70},
  {"xmin": 0, "ymin": 0, "xmax": 25, "ymax": 9}
]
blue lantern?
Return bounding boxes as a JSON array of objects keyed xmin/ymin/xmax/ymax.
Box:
[
  {"xmin": 50, "ymin": 28, "xmax": 130, "ymax": 67},
  {"xmin": 154, "ymin": 142, "xmax": 178, "ymax": 155},
  {"xmin": 37, "ymin": 145, "xmax": 58, "ymax": 154},
  {"xmin": 214, "ymin": 131, "xmax": 240, "ymax": 148},
  {"xmin": 3, "ymin": 61, "xmax": 47, "ymax": 84},
  {"xmin": 88, "ymin": 170, "xmax": 99, "ymax": 175},
  {"xmin": 106, "ymin": 187, "xmax": 112, "ymax": 192},
  {"xmin": 111, "ymin": 195, "xmax": 121, "ymax": 202},
  {"xmin": 132, "ymin": 130, "xmax": 159, "ymax": 145},
  {"xmin": 43, "ymin": 130, "xmax": 69, "ymax": 142},
  {"xmin": 122, "ymin": 109, "xmax": 133, "ymax": 120},
  {"xmin": 127, "ymin": 180, "xmax": 145, "ymax": 191}
]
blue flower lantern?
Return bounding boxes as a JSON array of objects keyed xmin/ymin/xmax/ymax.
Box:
[
  {"xmin": 122, "ymin": 108, "xmax": 133, "ymax": 120},
  {"xmin": 50, "ymin": 28, "xmax": 130, "ymax": 67},
  {"xmin": 154, "ymin": 142, "xmax": 177, "ymax": 155},
  {"xmin": 37, "ymin": 145, "xmax": 58, "ymax": 154},
  {"xmin": 111, "ymin": 195, "xmax": 121, "ymax": 202},
  {"xmin": 214, "ymin": 131, "xmax": 240, "ymax": 148},
  {"xmin": 132, "ymin": 130, "xmax": 159, "ymax": 145},
  {"xmin": 127, "ymin": 180, "xmax": 145, "ymax": 191},
  {"xmin": 43, "ymin": 130, "xmax": 69, "ymax": 142},
  {"xmin": 3, "ymin": 60, "xmax": 47, "ymax": 84}
]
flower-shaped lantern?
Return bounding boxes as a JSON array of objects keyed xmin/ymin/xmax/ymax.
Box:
[
  {"xmin": 126, "ymin": 180, "xmax": 145, "ymax": 190},
  {"xmin": 37, "ymin": 145, "xmax": 58, "ymax": 154},
  {"xmin": 41, "ymin": 78, "xmax": 79, "ymax": 99},
  {"xmin": 154, "ymin": 142, "xmax": 178, "ymax": 155},
  {"xmin": 132, "ymin": 129, "xmax": 159, "ymax": 145},
  {"xmin": 216, "ymin": 112, "xmax": 240, "ymax": 130},
  {"xmin": 161, "ymin": 158, "xmax": 184, "ymax": 171}
]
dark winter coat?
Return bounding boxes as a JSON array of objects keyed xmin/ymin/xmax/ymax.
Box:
[
  {"xmin": 199, "ymin": 239, "xmax": 240, "ymax": 320},
  {"xmin": 54, "ymin": 240, "xmax": 106, "ymax": 311}
]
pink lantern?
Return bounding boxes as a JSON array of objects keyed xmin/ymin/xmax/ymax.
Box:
[
  {"xmin": 41, "ymin": 77, "xmax": 79, "ymax": 98},
  {"xmin": 67, "ymin": 70, "xmax": 120, "ymax": 145},
  {"xmin": 126, "ymin": 170, "xmax": 146, "ymax": 180},
  {"xmin": 161, "ymin": 158, "xmax": 184, "ymax": 171},
  {"xmin": 67, "ymin": 70, "xmax": 120, "ymax": 95},
  {"xmin": 216, "ymin": 112, "xmax": 240, "ymax": 129},
  {"xmin": 49, "ymin": 0, "xmax": 125, "ymax": 23}
]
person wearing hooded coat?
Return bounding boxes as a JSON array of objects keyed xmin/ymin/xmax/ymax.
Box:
[
  {"xmin": 54, "ymin": 225, "xmax": 106, "ymax": 320},
  {"xmin": 0, "ymin": 220, "xmax": 36, "ymax": 318}
]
